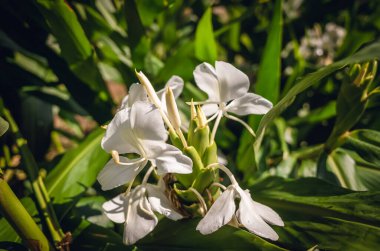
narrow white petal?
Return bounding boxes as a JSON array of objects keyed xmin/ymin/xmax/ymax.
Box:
[
  {"xmin": 101, "ymin": 108, "xmax": 140, "ymax": 154},
  {"xmin": 152, "ymin": 144, "xmax": 193, "ymax": 175},
  {"xmin": 215, "ymin": 61, "xmax": 249, "ymax": 102},
  {"xmin": 157, "ymin": 75, "xmax": 184, "ymax": 99},
  {"xmin": 146, "ymin": 184, "xmax": 183, "ymax": 220},
  {"xmin": 102, "ymin": 194, "xmax": 128, "ymax": 224},
  {"xmin": 235, "ymin": 187, "xmax": 279, "ymax": 241},
  {"xmin": 130, "ymin": 101, "xmax": 168, "ymax": 144},
  {"xmin": 202, "ymin": 103, "xmax": 219, "ymax": 117},
  {"xmin": 97, "ymin": 157, "xmax": 145, "ymax": 190},
  {"xmin": 196, "ymin": 187, "xmax": 236, "ymax": 234},
  {"xmin": 193, "ymin": 63, "xmax": 221, "ymax": 102},
  {"xmin": 226, "ymin": 93, "xmax": 273, "ymax": 116},
  {"xmin": 124, "ymin": 186, "xmax": 158, "ymax": 245}
]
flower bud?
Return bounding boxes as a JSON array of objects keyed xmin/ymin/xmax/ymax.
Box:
[
  {"xmin": 135, "ymin": 70, "xmax": 161, "ymax": 108},
  {"xmin": 165, "ymin": 87, "xmax": 182, "ymax": 130}
]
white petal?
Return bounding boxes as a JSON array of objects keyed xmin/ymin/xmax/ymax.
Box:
[
  {"xmin": 196, "ymin": 187, "xmax": 236, "ymax": 234},
  {"xmin": 146, "ymin": 183, "xmax": 183, "ymax": 220},
  {"xmin": 193, "ymin": 62, "xmax": 221, "ymax": 102},
  {"xmin": 152, "ymin": 144, "xmax": 193, "ymax": 175},
  {"xmin": 102, "ymin": 194, "xmax": 128, "ymax": 224},
  {"xmin": 97, "ymin": 157, "xmax": 145, "ymax": 190},
  {"xmin": 235, "ymin": 187, "xmax": 280, "ymax": 241},
  {"xmin": 101, "ymin": 108, "xmax": 139, "ymax": 154},
  {"xmin": 124, "ymin": 186, "xmax": 158, "ymax": 245},
  {"xmin": 226, "ymin": 93, "xmax": 273, "ymax": 116},
  {"xmin": 202, "ymin": 103, "xmax": 219, "ymax": 117},
  {"xmin": 127, "ymin": 84, "xmax": 148, "ymax": 107},
  {"xmin": 215, "ymin": 61, "xmax": 249, "ymax": 102},
  {"xmin": 130, "ymin": 101, "xmax": 168, "ymax": 145},
  {"xmin": 157, "ymin": 75, "xmax": 184, "ymax": 99}
]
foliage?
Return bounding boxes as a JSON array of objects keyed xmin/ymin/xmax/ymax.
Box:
[{"xmin": 1, "ymin": 0, "xmax": 380, "ymax": 250}]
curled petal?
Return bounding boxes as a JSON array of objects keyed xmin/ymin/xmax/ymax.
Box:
[
  {"xmin": 101, "ymin": 109, "xmax": 139, "ymax": 154},
  {"xmin": 236, "ymin": 187, "xmax": 280, "ymax": 241},
  {"xmin": 194, "ymin": 62, "xmax": 220, "ymax": 102},
  {"xmin": 124, "ymin": 186, "xmax": 158, "ymax": 245},
  {"xmin": 157, "ymin": 75, "xmax": 184, "ymax": 100},
  {"xmin": 146, "ymin": 183, "xmax": 183, "ymax": 220},
  {"xmin": 102, "ymin": 194, "xmax": 128, "ymax": 224},
  {"xmin": 226, "ymin": 93, "xmax": 273, "ymax": 116},
  {"xmin": 196, "ymin": 187, "xmax": 236, "ymax": 234},
  {"xmin": 97, "ymin": 157, "xmax": 146, "ymax": 190},
  {"xmin": 152, "ymin": 144, "xmax": 193, "ymax": 175},
  {"xmin": 215, "ymin": 61, "xmax": 249, "ymax": 102},
  {"xmin": 119, "ymin": 84, "xmax": 148, "ymax": 110}
]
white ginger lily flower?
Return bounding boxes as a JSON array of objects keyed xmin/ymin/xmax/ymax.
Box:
[
  {"xmin": 197, "ymin": 164, "xmax": 284, "ymax": 241},
  {"xmin": 97, "ymin": 101, "xmax": 192, "ymax": 190},
  {"xmin": 196, "ymin": 184, "xmax": 284, "ymax": 240},
  {"xmin": 103, "ymin": 181, "xmax": 183, "ymax": 245},
  {"xmin": 193, "ymin": 61, "xmax": 273, "ymax": 141},
  {"xmin": 119, "ymin": 76, "xmax": 184, "ymax": 112}
]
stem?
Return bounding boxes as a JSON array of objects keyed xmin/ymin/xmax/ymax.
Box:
[{"xmin": 210, "ymin": 111, "xmax": 223, "ymax": 144}]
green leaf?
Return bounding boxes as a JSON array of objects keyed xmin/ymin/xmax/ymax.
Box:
[
  {"xmin": 254, "ymin": 41, "xmax": 380, "ymax": 154},
  {"xmin": 237, "ymin": 0, "xmax": 282, "ymax": 173},
  {"xmin": 135, "ymin": 0, "xmax": 174, "ymax": 27},
  {"xmin": 140, "ymin": 218, "xmax": 286, "ymax": 250},
  {"xmin": 45, "ymin": 127, "xmax": 109, "ymax": 205},
  {"xmin": 250, "ymin": 176, "xmax": 380, "ymax": 250},
  {"xmin": 195, "ymin": 7, "xmax": 217, "ymax": 63},
  {"xmin": 0, "ymin": 116, "xmax": 9, "ymax": 137}
]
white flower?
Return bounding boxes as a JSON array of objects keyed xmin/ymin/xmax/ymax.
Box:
[
  {"xmin": 193, "ymin": 61, "xmax": 273, "ymax": 139},
  {"xmin": 97, "ymin": 101, "xmax": 192, "ymax": 190},
  {"xmin": 103, "ymin": 182, "xmax": 183, "ymax": 245},
  {"xmin": 196, "ymin": 183, "xmax": 284, "ymax": 241}
]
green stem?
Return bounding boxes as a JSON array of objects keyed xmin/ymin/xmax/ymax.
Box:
[
  {"xmin": 2, "ymin": 107, "xmax": 65, "ymax": 246},
  {"xmin": 0, "ymin": 169, "xmax": 50, "ymax": 251}
]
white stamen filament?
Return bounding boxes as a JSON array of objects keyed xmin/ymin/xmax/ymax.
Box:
[
  {"xmin": 210, "ymin": 111, "xmax": 223, "ymax": 144},
  {"xmin": 206, "ymin": 163, "xmax": 238, "ymax": 186},
  {"xmin": 189, "ymin": 187, "xmax": 207, "ymax": 216},
  {"xmin": 138, "ymin": 188, "xmax": 156, "ymax": 218},
  {"xmin": 111, "ymin": 150, "xmax": 147, "ymax": 166},
  {"xmin": 206, "ymin": 111, "xmax": 220, "ymax": 124},
  {"xmin": 224, "ymin": 113, "xmax": 256, "ymax": 137},
  {"xmin": 186, "ymin": 101, "xmax": 220, "ymax": 105},
  {"xmin": 209, "ymin": 182, "xmax": 227, "ymax": 191}
]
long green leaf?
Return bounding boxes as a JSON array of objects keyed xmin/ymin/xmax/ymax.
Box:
[
  {"xmin": 45, "ymin": 127, "xmax": 109, "ymax": 205},
  {"xmin": 254, "ymin": 41, "xmax": 380, "ymax": 154},
  {"xmin": 250, "ymin": 176, "xmax": 380, "ymax": 250},
  {"xmin": 195, "ymin": 7, "xmax": 217, "ymax": 63}
]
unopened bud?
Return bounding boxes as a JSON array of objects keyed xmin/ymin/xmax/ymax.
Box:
[
  {"xmin": 197, "ymin": 106, "xmax": 207, "ymax": 128},
  {"xmin": 165, "ymin": 87, "xmax": 182, "ymax": 130},
  {"xmin": 190, "ymin": 99, "xmax": 197, "ymax": 120},
  {"xmin": 135, "ymin": 70, "xmax": 161, "ymax": 108}
]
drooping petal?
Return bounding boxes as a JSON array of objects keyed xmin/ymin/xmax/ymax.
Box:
[
  {"xmin": 196, "ymin": 187, "xmax": 236, "ymax": 234},
  {"xmin": 151, "ymin": 144, "xmax": 193, "ymax": 175},
  {"xmin": 97, "ymin": 157, "xmax": 146, "ymax": 191},
  {"xmin": 202, "ymin": 103, "xmax": 219, "ymax": 117},
  {"xmin": 215, "ymin": 61, "xmax": 249, "ymax": 102},
  {"xmin": 157, "ymin": 76, "xmax": 184, "ymax": 100},
  {"xmin": 235, "ymin": 187, "xmax": 280, "ymax": 241},
  {"xmin": 146, "ymin": 183, "xmax": 183, "ymax": 220},
  {"xmin": 225, "ymin": 93, "xmax": 273, "ymax": 116},
  {"xmin": 130, "ymin": 101, "xmax": 168, "ymax": 146},
  {"xmin": 102, "ymin": 194, "xmax": 128, "ymax": 224},
  {"xmin": 123, "ymin": 186, "xmax": 158, "ymax": 245},
  {"xmin": 101, "ymin": 108, "xmax": 139, "ymax": 154},
  {"xmin": 193, "ymin": 62, "xmax": 221, "ymax": 102}
]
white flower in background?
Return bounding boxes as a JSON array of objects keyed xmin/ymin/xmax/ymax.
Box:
[
  {"xmin": 197, "ymin": 164, "xmax": 284, "ymax": 240},
  {"xmin": 193, "ymin": 61, "xmax": 273, "ymax": 141},
  {"xmin": 103, "ymin": 181, "xmax": 183, "ymax": 245},
  {"xmin": 97, "ymin": 101, "xmax": 192, "ymax": 190},
  {"xmin": 119, "ymin": 76, "xmax": 184, "ymax": 112}
]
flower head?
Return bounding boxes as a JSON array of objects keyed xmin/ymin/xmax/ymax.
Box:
[
  {"xmin": 98, "ymin": 101, "xmax": 192, "ymax": 190},
  {"xmin": 196, "ymin": 183, "xmax": 284, "ymax": 241},
  {"xmin": 103, "ymin": 181, "xmax": 183, "ymax": 245}
]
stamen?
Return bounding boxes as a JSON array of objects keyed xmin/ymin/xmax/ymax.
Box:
[
  {"xmin": 206, "ymin": 163, "xmax": 238, "ymax": 186},
  {"xmin": 224, "ymin": 113, "xmax": 256, "ymax": 137},
  {"xmin": 210, "ymin": 111, "xmax": 223, "ymax": 144},
  {"xmin": 111, "ymin": 150, "xmax": 147, "ymax": 166},
  {"xmin": 209, "ymin": 182, "xmax": 227, "ymax": 191},
  {"xmin": 206, "ymin": 111, "xmax": 220, "ymax": 123},
  {"xmin": 101, "ymin": 124, "xmax": 108, "ymax": 129},
  {"xmin": 142, "ymin": 165, "xmax": 156, "ymax": 185},
  {"xmin": 188, "ymin": 187, "xmax": 207, "ymax": 216},
  {"xmin": 138, "ymin": 192, "xmax": 156, "ymax": 218},
  {"xmin": 185, "ymin": 101, "xmax": 220, "ymax": 105}
]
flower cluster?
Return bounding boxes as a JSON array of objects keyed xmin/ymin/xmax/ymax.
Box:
[{"xmin": 97, "ymin": 61, "xmax": 284, "ymax": 245}]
